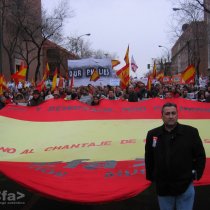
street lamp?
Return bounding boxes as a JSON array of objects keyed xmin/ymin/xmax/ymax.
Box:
[
  {"xmin": 78, "ymin": 33, "xmax": 91, "ymax": 39},
  {"xmin": 172, "ymin": 8, "xmax": 181, "ymax": 11},
  {"xmin": 158, "ymin": 45, "xmax": 171, "ymax": 76},
  {"xmin": 172, "ymin": 7, "xmax": 190, "ymax": 13},
  {"xmin": 158, "ymin": 45, "xmax": 170, "ymax": 62},
  {"xmin": 76, "ymin": 33, "xmax": 91, "ymax": 57}
]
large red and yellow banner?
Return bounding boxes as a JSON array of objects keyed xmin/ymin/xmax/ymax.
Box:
[{"xmin": 0, "ymin": 98, "xmax": 210, "ymax": 203}]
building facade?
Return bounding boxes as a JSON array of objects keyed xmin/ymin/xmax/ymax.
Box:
[
  {"xmin": 171, "ymin": 0, "xmax": 210, "ymax": 80},
  {"xmin": 171, "ymin": 21, "xmax": 208, "ymax": 77},
  {"xmin": 0, "ymin": 0, "xmax": 42, "ymax": 80},
  {"xmin": 42, "ymin": 40, "xmax": 77, "ymax": 79},
  {"xmin": 0, "ymin": 0, "xmax": 75, "ymax": 82}
]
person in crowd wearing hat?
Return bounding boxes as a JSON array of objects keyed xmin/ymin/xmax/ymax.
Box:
[
  {"xmin": 53, "ymin": 90, "xmax": 60, "ymax": 99},
  {"xmin": 13, "ymin": 92, "xmax": 27, "ymax": 106},
  {"xmin": 91, "ymin": 95, "xmax": 100, "ymax": 106},
  {"xmin": 28, "ymin": 89, "xmax": 44, "ymax": 106}
]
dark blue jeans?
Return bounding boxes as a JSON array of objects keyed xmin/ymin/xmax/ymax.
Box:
[{"xmin": 158, "ymin": 183, "xmax": 195, "ymax": 210}]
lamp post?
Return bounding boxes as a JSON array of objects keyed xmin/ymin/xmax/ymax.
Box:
[
  {"xmin": 172, "ymin": 7, "xmax": 191, "ymax": 14},
  {"xmin": 158, "ymin": 45, "xmax": 170, "ymax": 62},
  {"xmin": 75, "ymin": 33, "xmax": 91, "ymax": 58},
  {"xmin": 172, "ymin": 8, "xmax": 181, "ymax": 11},
  {"xmin": 158, "ymin": 45, "xmax": 171, "ymax": 76}
]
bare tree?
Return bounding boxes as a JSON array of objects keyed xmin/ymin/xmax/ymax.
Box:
[
  {"xmin": 66, "ymin": 35, "xmax": 118, "ymax": 60},
  {"xmin": 20, "ymin": 1, "xmax": 71, "ymax": 82},
  {"xmin": 15, "ymin": 40, "xmax": 37, "ymax": 80},
  {"xmin": 194, "ymin": 0, "xmax": 210, "ymax": 13},
  {"xmin": 0, "ymin": 0, "xmax": 23, "ymax": 74},
  {"xmin": 66, "ymin": 36, "xmax": 93, "ymax": 58}
]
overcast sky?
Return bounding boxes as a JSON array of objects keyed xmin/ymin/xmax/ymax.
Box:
[{"xmin": 42, "ymin": 0, "xmax": 174, "ymax": 77}]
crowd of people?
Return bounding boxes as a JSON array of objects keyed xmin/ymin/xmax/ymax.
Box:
[{"xmin": 0, "ymin": 80, "xmax": 210, "ymax": 109}]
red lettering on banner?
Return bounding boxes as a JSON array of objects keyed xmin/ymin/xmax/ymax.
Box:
[
  {"xmin": 87, "ymin": 143, "xmax": 96, "ymax": 147},
  {"xmin": 44, "ymin": 146, "xmax": 63, "ymax": 151},
  {"xmin": 20, "ymin": 149, "xmax": 34, "ymax": 154},
  {"xmin": 88, "ymin": 141, "xmax": 112, "ymax": 147},
  {"xmin": 120, "ymin": 139, "xmax": 136, "ymax": 144},
  {"xmin": 81, "ymin": 143, "xmax": 89, "ymax": 147},
  {"xmin": 70, "ymin": 144, "xmax": 80, "ymax": 148},
  {"xmin": 0, "ymin": 147, "xmax": 16, "ymax": 154},
  {"xmin": 44, "ymin": 147, "xmax": 53, "ymax": 151},
  {"xmin": 102, "ymin": 141, "xmax": 112, "ymax": 146},
  {"xmin": 61, "ymin": 145, "xmax": 70, "ymax": 149},
  {"xmin": 44, "ymin": 141, "xmax": 112, "ymax": 152}
]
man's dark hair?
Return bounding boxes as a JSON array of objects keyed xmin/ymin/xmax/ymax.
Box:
[{"xmin": 161, "ymin": 102, "xmax": 177, "ymax": 114}]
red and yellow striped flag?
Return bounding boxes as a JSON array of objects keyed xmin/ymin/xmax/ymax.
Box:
[
  {"xmin": 152, "ymin": 61, "xmax": 157, "ymax": 79},
  {"xmin": 90, "ymin": 69, "xmax": 100, "ymax": 82},
  {"xmin": 124, "ymin": 45, "xmax": 129, "ymax": 65},
  {"xmin": 11, "ymin": 63, "xmax": 27, "ymax": 84},
  {"xmin": 181, "ymin": 65, "xmax": 196, "ymax": 84},
  {"xmin": 112, "ymin": 60, "xmax": 120, "ymax": 68},
  {"xmin": 36, "ymin": 63, "xmax": 50, "ymax": 91},
  {"xmin": 51, "ymin": 68, "xmax": 58, "ymax": 91},
  {"xmin": 147, "ymin": 75, "xmax": 152, "ymax": 91},
  {"xmin": 156, "ymin": 71, "xmax": 164, "ymax": 81},
  {"xmin": 116, "ymin": 45, "xmax": 130, "ymax": 89},
  {"xmin": 42, "ymin": 63, "xmax": 50, "ymax": 81},
  {"xmin": 0, "ymin": 75, "xmax": 8, "ymax": 95}
]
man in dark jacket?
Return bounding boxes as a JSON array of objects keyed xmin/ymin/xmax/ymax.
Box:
[
  {"xmin": 28, "ymin": 89, "xmax": 44, "ymax": 106},
  {"xmin": 145, "ymin": 102, "xmax": 206, "ymax": 210}
]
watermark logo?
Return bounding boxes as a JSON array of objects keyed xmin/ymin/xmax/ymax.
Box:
[{"xmin": 0, "ymin": 190, "xmax": 25, "ymax": 205}]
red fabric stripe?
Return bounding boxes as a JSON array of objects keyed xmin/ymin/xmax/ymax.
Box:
[
  {"xmin": 1, "ymin": 98, "xmax": 210, "ymax": 122},
  {"xmin": 0, "ymin": 160, "xmax": 150, "ymax": 203},
  {"xmin": 0, "ymin": 158, "xmax": 209, "ymax": 203}
]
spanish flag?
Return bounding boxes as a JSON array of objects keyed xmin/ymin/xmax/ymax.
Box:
[
  {"xmin": 124, "ymin": 45, "xmax": 129, "ymax": 65},
  {"xmin": 58, "ymin": 76, "xmax": 64, "ymax": 88},
  {"xmin": 152, "ymin": 61, "xmax": 157, "ymax": 79},
  {"xmin": 11, "ymin": 63, "xmax": 27, "ymax": 84},
  {"xmin": 156, "ymin": 71, "xmax": 164, "ymax": 81},
  {"xmin": 147, "ymin": 75, "xmax": 152, "ymax": 91},
  {"xmin": 181, "ymin": 65, "xmax": 196, "ymax": 84},
  {"xmin": 0, "ymin": 98, "xmax": 210, "ymax": 203},
  {"xmin": 0, "ymin": 75, "xmax": 7, "ymax": 95},
  {"xmin": 90, "ymin": 68, "xmax": 100, "ymax": 82},
  {"xmin": 36, "ymin": 63, "xmax": 50, "ymax": 91},
  {"xmin": 42, "ymin": 63, "xmax": 50, "ymax": 82},
  {"xmin": 36, "ymin": 80, "xmax": 45, "ymax": 92},
  {"xmin": 111, "ymin": 60, "xmax": 120, "ymax": 68},
  {"xmin": 51, "ymin": 68, "xmax": 58, "ymax": 91},
  {"xmin": 116, "ymin": 45, "xmax": 130, "ymax": 89}
]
